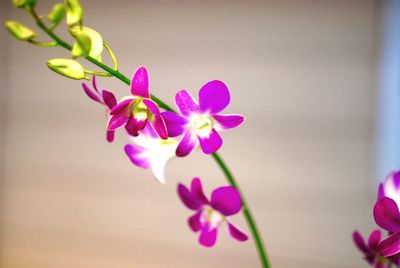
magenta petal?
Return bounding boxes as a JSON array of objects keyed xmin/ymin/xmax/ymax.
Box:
[
  {"xmin": 352, "ymin": 231, "xmax": 369, "ymax": 254},
  {"xmin": 152, "ymin": 114, "xmax": 168, "ymax": 139},
  {"xmin": 110, "ymin": 99, "xmax": 132, "ymax": 115},
  {"xmin": 124, "ymin": 144, "xmax": 150, "ymax": 169},
  {"xmin": 102, "ymin": 90, "xmax": 117, "ymax": 109},
  {"xmin": 368, "ymin": 229, "xmax": 381, "ymax": 251},
  {"xmin": 198, "ymin": 129, "xmax": 223, "ymax": 154},
  {"xmin": 177, "ymin": 183, "xmax": 201, "ymax": 210},
  {"xmin": 373, "ymin": 197, "xmax": 400, "ymax": 233},
  {"xmin": 176, "ymin": 131, "xmax": 197, "ymax": 157},
  {"xmin": 199, "ymin": 80, "xmax": 230, "ymax": 114},
  {"xmin": 379, "ymin": 233, "xmax": 400, "ymax": 257},
  {"xmin": 190, "ymin": 178, "xmax": 209, "ymax": 205},
  {"xmin": 92, "ymin": 75, "xmax": 99, "ymax": 92},
  {"xmin": 143, "ymin": 99, "xmax": 160, "ymax": 115},
  {"xmin": 213, "ymin": 114, "xmax": 244, "ymax": 130},
  {"xmin": 108, "ymin": 114, "xmax": 129, "ymax": 130},
  {"xmin": 106, "ymin": 130, "xmax": 115, "ymax": 143},
  {"xmin": 175, "ymin": 90, "xmax": 199, "ymax": 116},
  {"xmin": 227, "ymin": 222, "xmax": 248, "ymax": 242},
  {"xmin": 161, "ymin": 111, "xmax": 187, "ymax": 137},
  {"xmin": 210, "ymin": 186, "xmax": 242, "ymax": 216},
  {"xmin": 125, "ymin": 117, "xmax": 146, "ymax": 136},
  {"xmin": 188, "ymin": 211, "xmax": 202, "ymax": 232},
  {"xmin": 82, "ymin": 83, "xmax": 101, "ymax": 103},
  {"xmin": 131, "ymin": 66, "xmax": 150, "ymax": 98},
  {"xmin": 199, "ymin": 224, "xmax": 218, "ymax": 247}
]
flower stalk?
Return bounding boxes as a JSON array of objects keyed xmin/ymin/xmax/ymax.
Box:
[{"xmin": 16, "ymin": 6, "xmax": 271, "ymax": 268}]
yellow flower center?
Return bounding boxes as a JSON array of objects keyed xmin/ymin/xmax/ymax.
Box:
[{"xmin": 191, "ymin": 114, "xmax": 213, "ymax": 138}]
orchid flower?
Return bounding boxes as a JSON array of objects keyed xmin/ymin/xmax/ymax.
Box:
[
  {"xmin": 162, "ymin": 80, "xmax": 244, "ymax": 157},
  {"xmin": 353, "ymin": 230, "xmax": 386, "ymax": 268},
  {"xmin": 82, "ymin": 76, "xmax": 117, "ymax": 142},
  {"xmin": 177, "ymin": 178, "xmax": 248, "ymax": 247},
  {"xmin": 373, "ymin": 171, "xmax": 400, "ymax": 258},
  {"xmin": 124, "ymin": 123, "xmax": 178, "ymax": 184},
  {"xmin": 108, "ymin": 67, "xmax": 168, "ymax": 139}
]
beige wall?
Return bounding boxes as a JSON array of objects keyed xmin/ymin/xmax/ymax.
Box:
[{"xmin": 1, "ymin": 0, "xmax": 381, "ymax": 267}]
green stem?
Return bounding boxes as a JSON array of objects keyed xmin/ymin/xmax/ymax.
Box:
[
  {"xmin": 212, "ymin": 153, "xmax": 270, "ymax": 268},
  {"xmin": 29, "ymin": 7, "xmax": 271, "ymax": 268}
]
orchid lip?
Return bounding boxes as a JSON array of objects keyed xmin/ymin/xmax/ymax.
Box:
[
  {"xmin": 189, "ymin": 113, "xmax": 214, "ymax": 138},
  {"xmin": 201, "ymin": 205, "xmax": 224, "ymax": 229}
]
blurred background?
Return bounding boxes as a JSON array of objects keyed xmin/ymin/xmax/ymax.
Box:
[{"xmin": 0, "ymin": 0, "xmax": 398, "ymax": 267}]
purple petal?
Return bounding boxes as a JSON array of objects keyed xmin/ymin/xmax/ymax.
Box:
[
  {"xmin": 124, "ymin": 144, "xmax": 150, "ymax": 169},
  {"xmin": 143, "ymin": 99, "xmax": 160, "ymax": 115},
  {"xmin": 92, "ymin": 75, "xmax": 99, "ymax": 92},
  {"xmin": 227, "ymin": 222, "xmax": 248, "ymax": 242},
  {"xmin": 381, "ymin": 171, "xmax": 400, "ymax": 200},
  {"xmin": 131, "ymin": 66, "xmax": 150, "ymax": 98},
  {"xmin": 378, "ymin": 183, "xmax": 384, "ymax": 201},
  {"xmin": 190, "ymin": 178, "xmax": 209, "ymax": 205},
  {"xmin": 82, "ymin": 83, "xmax": 101, "ymax": 103},
  {"xmin": 199, "ymin": 80, "xmax": 230, "ymax": 114},
  {"xmin": 188, "ymin": 211, "xmax": 202, "ymax": 232},
  {"xmin": 199, "ymin": 224, "xmax": 218, "ymax": 247},
  {"xmin": 108, "ymin": 114, "xmax": 129, "ymax": 130},
  {"xmin": 373, "ymin": 197, "xmax": 400, "ymax": 233},
  {"xmin": 175, "ymin": 90, "xmax": 199, "ymax": 116},
  {"xmin": 379, "ymin": 233, "xmax": 400, "ymax": 257},
  {"xmin": 110, "ymin": 99, "xmax": 132, "ymax": 115},
  {"xmin": 352, "ymin": 231, "xmax": 369, "ymax": 254},
  {"xmin": 102, "ymin": 90, "xmax": 117, "ymax": 109},
  {"xmin": 198, "ymin": 129, "xmax": 223, "ymax": 154},
  {"xmin": 176, "ymin": 131, "xmax": 198, "ymax": 157},
  {"xmin": 151, "ymin": 114, "xmax": 168, "ymax": 139},
  {"xmin": 138, "ymin": 122, "xmax": 158, "ymax": 138},
  {"xmin": 125, "ymin": 117, "xmax": 146, "ymax": 136},
  {"xmin": 210, "ymin": 186, "xmax": 242, "ymax": 216},
  {"xmin": 106, "ymin": 130, "xmax": 115, "ymax": 143},
  {"xmin": 368, "ymin": 229, "xmax": 381, "ymax": 250},
  {"xmin": 213, "ymin": 114, "xmax": 244, "ymax": 130},
  {"xmin": 177, "ymin": 183, "xmax": 202, "ymax": 210},
  {"xmin": 161, "ymin": 111, "xmax": 187, "ymax": 137}
]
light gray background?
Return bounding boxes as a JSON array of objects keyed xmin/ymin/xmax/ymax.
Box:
[{"xmin": 0, "ymin": 0, "xmax": 382, "ymax": 267}]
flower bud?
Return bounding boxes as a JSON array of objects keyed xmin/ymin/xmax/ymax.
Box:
[
  {"xmin": 5, "ymin": 20, "xmax": 37, "ymax": 41},
  {"xmin": 65, "ymin": 0, "xmax": 83, "ymax": 27},
  {"xmin": 12, "ymin": 0, "xmax": 36, "ymax": 8},
  {"xmin": 47, "ymin": 3, "xmax": 65, "ymax": 25},
  {"xmin": 47, "ymin": 58, "xmax": 85, "ymax": 80},
  {"xmin": 70, "ymin": 26, "xmax": 103, "ymax": 60}
]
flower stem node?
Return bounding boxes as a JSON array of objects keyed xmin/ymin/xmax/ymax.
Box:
[
  {"xmin": 47, "ymin": 58, "xmax": 86, "ymax": 80},
  {"xmin": 5, "ymin": 20, "xmax": 37, "ymax": 41},
  {"xmin": 65, "ymin": 0, "xmax": 83, "ymax": 27}
]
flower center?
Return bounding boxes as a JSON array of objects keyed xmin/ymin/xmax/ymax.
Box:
[
  {"xmin": 201, "ymin": 206, "xmax": 224, "ymax": 229},
  {"xmin": 190, "ymin": 114, "xmax": 213, "ymax": 137},
  {"xmin": 132, "ymin": 99, "xmax": 148, "ymax": 121}
]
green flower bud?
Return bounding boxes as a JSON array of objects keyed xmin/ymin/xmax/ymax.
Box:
[
  {"xmin": 70, "ymin": 26, "xmax": 103, "ymax": 60},
  {"xmin": 65, "ymin": 0, "xmax": 83, "ymax": 27},
  {"xmin": 5, "ymin": 20, "xmax": 37, "ymax": 41},
  {"xmin": 47, "ymin": 3, "xmax": 66, "ymax": 25},
  {"xmin": 47, "ymin": 58, "xmax": 85, "ymax": 80},
  {"xmin": 12, "ymin": 0, "xmax": 35, "ymax": 8}
]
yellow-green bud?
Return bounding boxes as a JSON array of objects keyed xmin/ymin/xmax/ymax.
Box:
[
  {"xmin": 12, "ymin": 0, "xmax": 36, "ymax": 8},
  {"xmin": 47, "ymin": 3, "xmax": 66, "ymax": 25},
  {"xmin": 5, "ymin": 20, "xmax": 37, "ymax": 41},
  {"xmin": 47, "ymin": 58, "xmax": 85, "ymax": 80},
  {"xmin": 65, "ymin": 0, "xmax": 83, "ymax": 27},
  {"xmin": 70, "ymin": 26, "xmax": 103, "ymax": 60}
]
